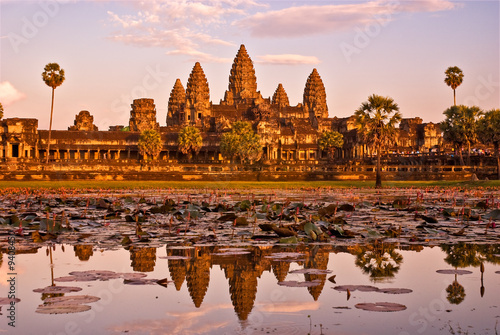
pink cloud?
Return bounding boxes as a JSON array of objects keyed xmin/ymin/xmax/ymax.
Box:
[
  {"xmin": 0, "ymin": 81, "xmax": 26, "ymax": 106},
  {"xmin": 236, "ymin": 0, "xmax": 458, "ymax": 38},
  {"xmin": 256, "ymin": 54, "xmax": 321, "ymax": 65}
]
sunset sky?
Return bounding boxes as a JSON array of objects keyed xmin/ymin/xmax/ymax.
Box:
[{"xmin": 0, "ymin": 0, "xmax": 498, "ymax": 130}]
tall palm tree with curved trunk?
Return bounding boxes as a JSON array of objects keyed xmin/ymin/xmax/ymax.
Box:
[
  {"xmin": 354, "ymin": 94, "xmax": 402, "ymax": 188},
  {"xmin": 42, "ymin": 63, "xmax": 65, "ymax": 163},
  {"xmin": 444, "ymin": 66, "xmax": 464, "ymax": 106}
]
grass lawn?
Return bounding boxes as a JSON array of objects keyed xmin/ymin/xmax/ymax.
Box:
[{"xmin": 0, "ymin": 180, "xmax": 498, "ymax": 190}]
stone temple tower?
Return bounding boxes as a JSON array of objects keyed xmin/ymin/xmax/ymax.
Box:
[
  {"xmin": 303, "ymin": 68, "xmax": 328, "ymax": 119},
  {"xmin": 223, "ymin": 44, "xmax": 262, "ymax": 105},
  {"xmin": 184, "ymin": 62, "xmax": 211, "ymax": 125},
  {"xmin": 167, "ymin": 79, "xmax": 186, "ymax": 126},
  {"xmin": 129, "ymin": 98, "xmax": 159, "ymax": 132},
  {"xmin": 272, "ymin": 83, "xmax": 290, "ymax": 109}
]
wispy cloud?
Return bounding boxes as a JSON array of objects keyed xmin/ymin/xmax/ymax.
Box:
[
  {"xmin": 0, "ymin": 81, "xmax": 26, "ymax": 106},
  {"xmin": 236, "ymin": 0, "xmax": 458, "ymax": 38},
  {"xmin": 105, "ymin": 0, "xmax": 264, "ymax": 62},
  {"xmin": 107, "ymin": 303, "xmax": 234, "ymax": 335},
  {"xmin": 256, "ymin": 54, "xmax": 321, "ymax": 65}
]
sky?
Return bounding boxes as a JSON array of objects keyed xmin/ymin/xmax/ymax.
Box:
[{"xmin": 0, "ymin": 0, "xmax": 498, "ymax": 131}]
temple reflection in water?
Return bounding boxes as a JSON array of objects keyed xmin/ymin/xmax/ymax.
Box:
[{"xmin": 66, "ymin": 242, "xmax": 499, "ymax": 322}]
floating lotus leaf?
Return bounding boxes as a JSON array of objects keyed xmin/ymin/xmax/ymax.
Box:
[
  {"xmin": 436, "ymin": 269, "xmax": 473, "ymax": 275},
  {"xmin": 266, "ymin": 252, "xmax": 305, "ymax": 258},
  {"xmin": 0, "ymin": 297, "xmax": 21, "ymax": 305},
  {"xmin": 36, "ymin": 304, "xmax": 91, "ymax": 314},
  {"xmin": 278, "ymin": 236, "xmax": 298, "ymax": 244},
  {"xmin": 121, "ymin": 273, "xmax": 148, "ymax": 280},
  {"xmin": 234, "ymin": 216, "xmax": 249, "ymax": 226},
  {"xmin": 378, "ymin": 288, "xmax": 413, "ymax": 294},
  {"xmin": 289, "ymin": 269, "xmax": 332, "ymax": 275},
  {"xmin": 66, "ymin": 270, "xmax": 122, "ymax": 281},
  {"xmin": 123, "ymin": 278, "xmax": 160, "ymax": 285},
  {"xmin": 278, "ymin": 280, "xmax": 322, "ymax": 287},
  {"xmin": 43, "ymin": 295, "xmax": 100, "ymax": 305},
  {"xmin": 33, "ymin": 286, "xmax": 82, "ymax": 294},
  {"xmin": 334, "ymin": 285, "xmax": 379, "ymax": 292},
  {"xmin": 355, "ymin": 302, "xmax": 407, "ymax": 312},
  {"xmin": 484, "ymin": 209, "xmax": 500, "ymax": 220}
]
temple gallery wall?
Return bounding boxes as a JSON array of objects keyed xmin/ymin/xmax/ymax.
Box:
[{"xmin": 0, "ymin": 45, "xmax": 496, "ymax": 181}]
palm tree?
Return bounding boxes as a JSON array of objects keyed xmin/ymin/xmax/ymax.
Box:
[
  {"xmin": 444, "ymin": 66, "xmax": 464, "ymax": 106},
  {"xmin": 354, "ymin": 94, "xmax": 401, "ymax": 188},
  {"xmin": 177, "ymin": 125, "xmax": 202, "ymax": 160},
  {"xmin": 138, "ymin": 129, "xmax": 162, "ymax": 161},
  {"xmin": 42, "ymin": 63, "xmax": 65, "ymax": 163},
  {"xmin": 477, "ymin": 109, "xmax": 500, "ymax": 179},
  {"xmin": 441, "ymin": 105, "xmax": 482, "ymax": 166},
  {"xmin": 318, "ymin": 130, "xmax": 344, "ymax": 160}
]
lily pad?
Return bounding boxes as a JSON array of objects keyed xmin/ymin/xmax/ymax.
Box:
[
  {"xmin": 123, "ymin": 278, "xmax": 160, "ymax": 285},
  {"xmin": 278, "ymin": 280, "xmax": 322, "ymax": 287},
  {"xmin": 355, "ymin": 302, "xmax": 407, "ymax": 312},
  {"xmin": 436, "ymin": 269, "xmax": 473, "ymax": 275},
  {"xmin": 333, "ymin": 285, "xmax": 379, "ymax": 292},
  {"xmin": 36, "ymin": 304, "xmax": 91, "ymax": 314},
  {"xmin": 33, "ymin": 286, "xmax": 82, "ymax": 294},
  {"xmin": 378, "ymin": 288, "xmax": 413, "ymax": 294},
  {"xmin": 265, "ymin": 252, "xmax": 305, "ymax": 260},
  {"xmin": 0, "ymin": 297, "xmax": 21, "ymax": 305},
  {"xmin": 289, "ymin": 269, "xmax": 332, "ymax": 275},
  {"xmin": 121, "ymin": 273, "xmax": 148, "ymax": 280},
  {"xmin": 43, "ymin": 295, "xmax": 100, "ymax": 305}
]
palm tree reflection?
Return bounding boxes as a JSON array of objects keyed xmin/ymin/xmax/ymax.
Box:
[{"xmin": 354, "ymin": 242, "xmax": 403, "ymax": 282}]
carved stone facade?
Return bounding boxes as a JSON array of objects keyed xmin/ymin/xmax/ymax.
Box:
[
  {"xmin": 303, "ymin": 68, "xmax": 328, "ymax": 119},
  {"xmin": 129, "ymin": 98, "xmax": 159, "ymax": 132},
  {"xmin": 272, "ymin": 83, "xmax": 289, "ymax": 109},
  {"xmin": 0, "ymin": 118, "xmax": 38, "ymax": 160},
  {"xmin": 68, "ymin": 110, "xmax": 98, "ymax": 131},
  {"xmin": 223, "ymin": 44, "xmax": 263, "ymax": 106},
  {"xmin": 184, "ymin": 62, "xmax": 211, "ymax": 128},
  {"xmin": 0, "ymin": 44, "xmax": 472, "ymax": 168}
]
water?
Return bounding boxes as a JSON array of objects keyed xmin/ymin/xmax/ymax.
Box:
[{"xmin": 2, "ymin": 242, "xmax": 499, "ymax": 335}]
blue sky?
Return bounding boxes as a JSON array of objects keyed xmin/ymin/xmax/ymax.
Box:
[{"xmin": 0, "ymin": 0, "xmax": 498, "ymax": 130}]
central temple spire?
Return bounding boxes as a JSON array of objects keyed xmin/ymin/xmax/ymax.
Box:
[{"xmin": 223, "ymin": 44, "xmax": 262, "ymax": 105}]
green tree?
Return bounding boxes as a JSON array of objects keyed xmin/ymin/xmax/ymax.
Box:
[
  {"xmin": 220, "ymin": 121, "xmax": 261, "ymax": 164},
  {"xmin": 441, "ymin": 105, "xmax": 482, "ymax": 166},
  {"xmin": 0, "ymin": 102, "xmax": 3, "ymax": 119},
  {"xmin": 178, "ymin": 125, "xmax": 202, "ymax": 160},
  {"xmin": 354, "ymin": 94, "xmax": 401, "ymax": 188},
  {"xmin": 318, "ymin": 130, "xmax": 344, "ymax": 160},
  {"xmin": 138, "ymin": 129, "xmax": 162, "ymax": 160},
  {"xmin": 478, "ymin": 109, "xmax": 500, "ymax": 180},
  {"xmin": 42, "ymin": 63, "xmax": 65, "ymax": 164},
  {"xmin": 444, "ymin": 66, "xmax": 464, "ymax": 106}
]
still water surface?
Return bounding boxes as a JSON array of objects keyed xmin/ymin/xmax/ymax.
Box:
[{"xmin": 2, "ymin": 242, "xmax": 499, "ymax": 335}]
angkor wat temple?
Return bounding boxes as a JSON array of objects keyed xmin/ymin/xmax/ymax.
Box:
[{"xmin": 0, "ymin": 45, "xmax": 493, "ymax": 180}]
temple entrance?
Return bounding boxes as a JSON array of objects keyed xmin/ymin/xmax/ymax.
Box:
[{"xmin": 11, "ymin": 143, "xmax": 19, "ymax": 158}]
